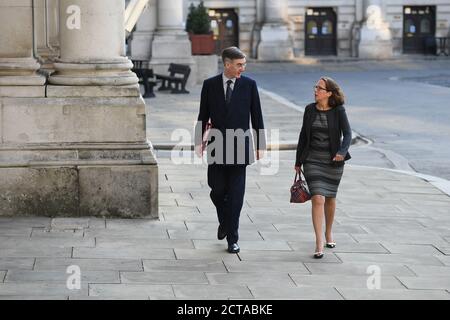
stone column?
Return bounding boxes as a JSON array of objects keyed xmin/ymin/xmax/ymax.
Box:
[
  {"xmin": 0, "ymin": 0, "xmax": 158, "ymax": 218},
  {"xmin": 48, "ymin": 0, "xmax": 138, "ymax": 91},
  {"xmin": 0, "ymin": 0, "xmax": 46, "ymax": 97},
  {"xmin": 358, "ymin": 0, "xmax": 393, "ymax": 59},
  {"xmin": 33, "ymin": 0, "xmax": 60, "ymax": 72},
  {"xmin": 129, "ymin": 0, "xmax": 157, "ymax": 60},
  {"xmin": 257, "ymin": 0, "xmax": 294, "ymax": 61},
  {"xmin": 150, "ymin": 0, "xmax": 195, "ymax": 86}
]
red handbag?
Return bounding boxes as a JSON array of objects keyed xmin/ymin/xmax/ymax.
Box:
[{"xmin": 290, "ymin": 171, "xmax": 311, "ymax": 203}]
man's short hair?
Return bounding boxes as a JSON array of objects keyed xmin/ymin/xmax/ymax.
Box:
[{"xmin": 221, "ymin": 46, "xmax": 246, "ymax": 64}]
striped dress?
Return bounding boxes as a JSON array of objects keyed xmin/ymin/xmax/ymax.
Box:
[{"xmin": 303, "ymin": 109, "xmax": 344, "ymax": 198}]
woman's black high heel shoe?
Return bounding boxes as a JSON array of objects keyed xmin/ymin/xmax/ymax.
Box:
[
  {"xmin": 313, "ymin": 251, "xmax": 324, "ymax": 259},
  {"xmin": 325, "ymin": 242, "xmax": 336, "ymax": 248}
]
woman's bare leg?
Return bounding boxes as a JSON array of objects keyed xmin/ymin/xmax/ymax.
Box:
[
  {"xmin": 325, "ymin": 197, "xmax": 336, "ymax": 243},
  {"xmin": 311, "ymin": 195, "xmax": 325, "ymax": 252}
]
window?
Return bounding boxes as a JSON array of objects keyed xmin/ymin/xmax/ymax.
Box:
[
  {"xmin": 405, "ymin": 19, "xmax": 415, "ymax": 34},
  {"xmin": 307, "ymin": 21, "xmax": 318, "ymax": 35},
  {"xmin": 322, "ymin": 20, "xmax": 333, "ymax": 35}
]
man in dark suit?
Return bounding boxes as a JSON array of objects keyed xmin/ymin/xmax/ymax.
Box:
[{"xmin": 195, "ymin": 47, "xmax": 266, "ymax": 254}]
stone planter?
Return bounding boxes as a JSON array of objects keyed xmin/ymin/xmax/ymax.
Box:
[{"xmin": 189, "ymin": 33, "xmax": 215, "ymax": 55}]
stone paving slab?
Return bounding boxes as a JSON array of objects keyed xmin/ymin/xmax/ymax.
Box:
[
  {"xmin": 83, "ymin": 228, "xmax": 170, "ymax": 239},
  {"xmin": 173, "ymin": 249, "xmax": 241, "ymax": 263},
  {"xmin": 0, "ymin": 296, "xmax": 68, "ymax": 300},
  {"xmin": 380, "ymin": 243, "xmax": 443, "ymax": 255},
  {"xmin": 121, "ymin": 271, "xmax": 208, "ymax": 285},
  {"xmin": 407, "ymin": 265, "xmax": 450, "ymax": 277},
  {"xmin": 0, "ymin": 283, "xmax": 88, "ymax": 297},
  {"xmin": 290, "ymin": 274, "xmax": 405, "ymax": 289},
  {"xmin": 89, "ymin": 284, "xmax": 174, "ymax": 299},
  {"xmin": 303, "ymin": 262, "xmax": 416, "ymax": 276},
  {"xmin": 336, "ymin": 288, "xmax": 450, "ymax": 300},
  {"xmin": 0, "ymin": 227, "xmax": 33, "ymax": 237},
  {"xmin": 206, "ymin": 272, "xmax": 296, "ymax": 287},
  {"xmin": 34, "ymin": 258, "xmax": 143, "ymax": 272},
  {"xmin": 95, "ymin": 238, "xmax": 194, "ymax": 250},
  {"xmin": 0, "ymin": 247, "xmax": 71, "ymax": 258},
  {"xmin": 397, "ymin": 276, "xmax": 450, "ymax": 290},
  {"xmin": 73, "ymin": 247, "xmax": 175, "ymax": 260},
  {"xmin": 351, "ymin": 232, "xmax": 448, "ymax": 245},
  {"xmin": 172, "ymin": 284, "xmax": 253, "ymax": 300},
  {"xmin": 0, "ymin": 258, "xmax": 35, "ymax": 270},
  {"xmin": 5, "ymin": 270, "xmax": 120, "ymax": 284},
  {"xmin": 288, "ymin": 242, "xmax": 388, "ymax": 254},
  {"xmin": 51, "ymin": 218, "xmax": 90, "ymax": 229},
  {"xmin": 0, "ymin": 217, "xmax": 51, "ymax": 227},
  {"xmin": 248, "ymin": 286, "xmax": 343, "ymax": 300},
  {"xmin": 259, "ymin": 231, "xmax": 357, "ymax": 243},
  {"xmin": 335, "ymin": 252, "xmax": 445, "ymax": 266},
  {"xmin": 0, "ymin": 236, "xmax": 95, "ymax": 248},
  {"xmin": 193, "ymin": 240, "xmax": 292, "ymax": 251},
  {"xmin": 31, "ymin": 229, "xmax": 85, "ymax": 238},
  {"xmin": 143, "ymin": 259, "xmax": 227, "ymax": 273},
  {"xmin": 436, "ymin": 255, "xmax": 450, "ymax": 266},
  {"xmin": 168, "ymin": 229, "xmax": 262, "ymax": 241},
  {"xmin": 237, "ymin": 251, "xmax": 341, "ymax": 263},
  {"xmin": 223, "ymin": 261, "xmax": 310, "ymax": 274}
]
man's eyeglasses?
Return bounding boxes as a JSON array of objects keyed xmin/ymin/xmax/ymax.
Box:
[
  {"xmin": 235, "ymin": 63, "xmax": 247, "ymax": 68},
  {"xmin": 314, "ymin": 85, "xmax": 328, "ymax": 91}
]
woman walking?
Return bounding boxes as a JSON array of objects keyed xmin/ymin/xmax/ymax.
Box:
[{"xmin": 295, "ymin": 77, "xmax": 352, "ymax": 259}]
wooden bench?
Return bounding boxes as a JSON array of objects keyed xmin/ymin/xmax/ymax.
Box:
[
  {"xmin": 131, "ymin": 60, "xmax": 158, "ymax": 98},
  {"xmin": 155, "ymin": 63, "xmax": 191, "ymax": 94}
]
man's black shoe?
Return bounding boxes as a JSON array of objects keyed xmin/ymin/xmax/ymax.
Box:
[
  {"xmin": 227, "ymin": 243, "xmax": 240, "ymax": 254},
  {"xmin": 217, "ymin": 224, "xmax": 227, "ymax": 240}
]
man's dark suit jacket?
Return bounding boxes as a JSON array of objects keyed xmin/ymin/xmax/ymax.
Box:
[{"xmin": 195, "ymin": 74, "xmax": 266, "ymax": 165}]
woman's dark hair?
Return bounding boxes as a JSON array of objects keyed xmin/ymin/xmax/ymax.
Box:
[
  {"xmin": 221, "ymin": 46, "xmax": 246, "ymax": 64},
  {"xmin": 321, "ymin": 76, "xmax": 345, "ymax": 107}
]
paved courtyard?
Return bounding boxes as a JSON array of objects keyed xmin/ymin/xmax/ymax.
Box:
[{"xmin": 0, "ymin": 60, "xmax": 449, "ymax": 300}]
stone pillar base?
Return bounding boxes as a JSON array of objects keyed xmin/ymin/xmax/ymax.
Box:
[
  {"xmin": 258, "ymin": 24, "xmax": 294, "ymax": 61},
  {"xmin": 48, "ymin": 58, "xmax": 139, "ymax": 86},
  {"xmin": 0, "ymin": 96, "xmax": 158, "ymax": 218},
  {"xmin": 358, "ymin": 26, "xmax": 393, "ymax": 59},
  {"xmin": 0, "ymin": 144, "xmax": 158, "ymax": 217}
]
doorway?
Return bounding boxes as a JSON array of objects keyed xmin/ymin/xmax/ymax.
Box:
[
  {"xmin": 208, "ymin": 9, "xmax": 239, "ymax": 55},
  {"xmin": 305, "ymin": 7, "xmax": 337, "ymax": 55},
  {"xmin": 403, "ymin": 6, "xmax": 436, "ymax": 54}
]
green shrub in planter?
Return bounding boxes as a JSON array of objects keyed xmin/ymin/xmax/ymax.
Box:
[{"xmin": 186, "ymin": 1, "xmax": 211, "ymax": 35}]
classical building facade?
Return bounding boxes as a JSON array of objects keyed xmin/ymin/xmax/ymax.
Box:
[
  {"xmin": 129, "ymin": 0, "xmax": 450, "ymax": 61},
  {"xmin": 0, "ymin": 0, "xmax": 158, "ymax": 217}
]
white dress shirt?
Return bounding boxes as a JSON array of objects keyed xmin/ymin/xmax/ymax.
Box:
[{"xmin": 222, "ymin": 73, "xmax": 235, "ymax": 97}]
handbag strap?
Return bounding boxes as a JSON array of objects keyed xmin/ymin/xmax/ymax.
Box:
[{"xmin": 294, "ymin": 170, "xmax": 306, "ymax": 183}]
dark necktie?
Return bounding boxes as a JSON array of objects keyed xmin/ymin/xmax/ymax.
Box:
[{"xmin": 226, "ymin": 79, "xmax": 233, "ymax": 104}]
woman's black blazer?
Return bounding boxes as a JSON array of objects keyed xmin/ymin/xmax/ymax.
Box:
[{"xmin": 295, "ymin": 103, "xmax": 352, "ymax": 167}]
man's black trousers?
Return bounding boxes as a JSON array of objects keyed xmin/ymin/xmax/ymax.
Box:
[{"xmin": 207, "ymin": 164, "xmax": 246, "ymax": 245}]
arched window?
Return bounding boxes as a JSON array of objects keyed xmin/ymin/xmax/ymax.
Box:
[
  {"xmin": 405, "ymin": 19, "xmax": 416, "ymax": 34},
  {"xmin": 322, "ymin": 20, "xmax": 333, "ymax": 35},
  {"xmin": 307, "ymin": 21, "xmax": 318, "ymax": 35}
]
